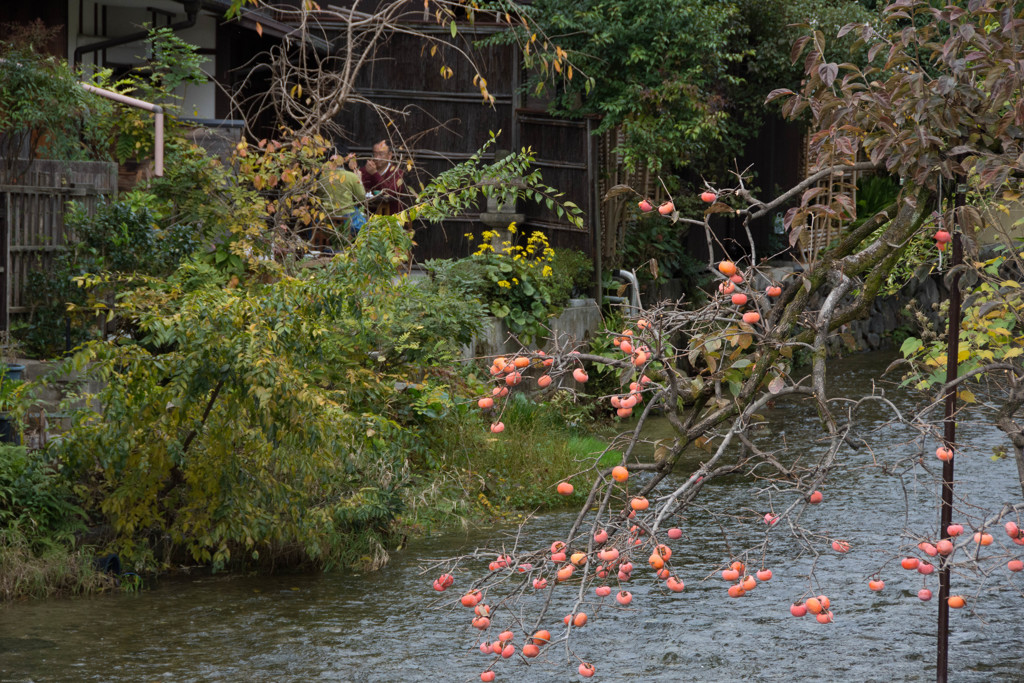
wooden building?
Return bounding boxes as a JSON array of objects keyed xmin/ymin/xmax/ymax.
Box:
[
  {"xmin": 324, "ymin": 12, "xmax": 599, "ymax": 263},
  {"xmin": 2, "ymin": 0, "xmax": 805, "ymax": 317}
]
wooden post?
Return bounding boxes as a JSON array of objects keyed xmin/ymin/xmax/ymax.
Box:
[
  {"xmin": 0, "ymin": 191, "xmax": 7, "ymax": 334},
  {"xmin": 587, "ymin": 117, "xmax": 602, "ymax": 303},
  {"xmin": 936, "ymin": 184, "xmax": 965, "ymax": 683}
]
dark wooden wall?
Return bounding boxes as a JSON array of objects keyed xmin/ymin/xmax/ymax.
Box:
[
  {"xmin": 0, "ymin": 2, "xmax": 69, "ymax": 58},
  {"xmin": 676, "ymin": 115, "xmax": 806, "ymax": 265},
  {"xmin": 327, "ymin": 14, "xmax": 593, "ymax": 263},
  {"xmin": 516, "ymin": 111, "xmax": 594, "ymax": 255},
  {"xmin": 230, "ymin": 4, "xmax": 806, "ymax": 271}
]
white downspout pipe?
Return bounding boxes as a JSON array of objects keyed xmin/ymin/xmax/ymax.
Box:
[
  {"xmin": 605, "ymin": 269, "xmax": 642, "ymax": 317},
  {"xmin": 80, "ymin": 83, "xmax": 164, "ymax": 177},
  {"xmin": 616, "ymin": 269, "xmax": 641, "ymax": 314}
]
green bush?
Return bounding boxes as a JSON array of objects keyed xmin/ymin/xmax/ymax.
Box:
[
  {"xmin": 0, "ymin": 22, "xmax": 116, "ymax": 176},
  {"xmin": 547, "ymin": 248, "xmax": 594, "ymax": 305},
  {"xmin": 0, "ymin": 445, "xmax": 83, "ymax": 543},
  {"xmin": 50, "ymin": 219, "xmax": 490, "ymax": 572},
  {"xmin": 0, "ymin": 442, "xmax": 104, "ymax": 601},
  {"xmin": 425, "ymin": 233, "xmax": 592, "ymax": 341},
  {"xmin": 18, "ymin": 184, "xmax": 207, "ymax": 357},
  {"xmin": 8, "ymin": 26, "xmax": 226, "ymax": 358},
  {"xmin": 12, "ymin": 134, "xmax": 591, "ymax": 580}
]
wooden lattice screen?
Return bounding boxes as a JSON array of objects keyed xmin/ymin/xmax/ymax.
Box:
[
  {"xmin": 0, "ymin": 159, "xmax": 118, "ymax": 331},
  {"xmin": 597, "ymin": 127, "xmax": 659, "ymax": 268},
  {"xmin": 797, "ymin": 135, "xmax": 862, "ymax": 265}
]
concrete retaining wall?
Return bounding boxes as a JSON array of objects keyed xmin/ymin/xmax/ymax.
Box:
[
  {"xmin": 463, "ymin": 298, "xmax": 604, "ymax": 360},
  {"xmin": 638, "ymin": 261, "xmax": 953, "ymax": 357}
]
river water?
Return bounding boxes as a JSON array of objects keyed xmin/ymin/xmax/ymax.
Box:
[{"xmin": 2, "ymin": 353, "xmax": 1023, "ymax": 682}]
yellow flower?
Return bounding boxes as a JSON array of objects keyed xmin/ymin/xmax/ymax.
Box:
[
  {"xmin": 464, "ymin": 232, "xmax": 475, "ymax": 241},
  {"xmin": 542, "ymin": 265, "xmax": 553, "ymax": 277},
  {"xmin": 498, "ymin": 280, "xmax": 511, "ymax": 288},
  {"xmin": 508, "ymin": 222, "xmax": 517, "ymax": 233}
]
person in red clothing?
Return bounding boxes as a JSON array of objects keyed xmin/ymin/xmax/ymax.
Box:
[{"xmin": 360, "ymin": 139, "xmax": 406, "ymax": 215}]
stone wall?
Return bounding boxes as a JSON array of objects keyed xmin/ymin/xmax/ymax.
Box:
[
  {"xmin": 815, "ymin": 242, "xmax": 1016, "ymax": 356},
  {"xmin": 639, "ymin": 262, "xmax": 953, "ymax": 357},
  {"xmin": 828, "ymin": 274, "xmax": 947, "ymax": 355},
  {"xmin": 463, "ymin": 298, "xmax": 604, "ymax": 360},
  {"xmin": 10, "ymin": 359, "xmax": 103, "ymax": 449}
]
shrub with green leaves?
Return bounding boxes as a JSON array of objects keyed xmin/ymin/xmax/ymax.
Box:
[
  {"xmin": 19, "ymin": 181, "xmax": 207, "ymax": 357},
  {"xmin": 52, "ymin": 219, "xmax": 486, "ymax": 571},
  {"xmin": 89, "ymin": 26, "xmax": 209, "ymax": 164},
  {"xmin": 899, "ymin": 240, "xmax": 1024, "ymax": 393},
  {"xmin": 426, "ymin": 228, "xmax": 559, "ymax": 342},
  {"xmin": 547, "ymin": 248, "xmax": 594, "ymax": 305},
  {"xmin": 0, "ymin": 22, "xmax": 116, "ymax": 177},
  {"xmin": 0, "ymin": 446, "xmax": 83, "ymax": 543}
]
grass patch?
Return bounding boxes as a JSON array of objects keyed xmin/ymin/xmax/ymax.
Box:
[
  {"xmin": 0, "ymin": 529, "xmax": 109, "ymax": 600},
  {"xmin": 402, "ymin": 394, "xmax": 620, "ymax": 526},
  {"xmin": 0, "ymin": 444, "xmax": 112, "ymax": 600},
  {"xmin": 572, "ymin": 436, "xmax": 623, "ymax": 468}
]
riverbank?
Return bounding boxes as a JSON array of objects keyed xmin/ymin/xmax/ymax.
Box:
[{"xmin": 0, "ymin": 391, "xmax": 619, "ymax": 601}]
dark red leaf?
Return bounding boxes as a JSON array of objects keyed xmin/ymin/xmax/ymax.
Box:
[
  {"xmin": 817, "ymin": 63, "xmax": 839, "ymax": 86},
  {"xmin": 790, "ymin": 35, "xmax": 811, "ymax": 65},
  {"xmin": 765, "ymin": 88, "xmax": 795, "ymax": 104},
  {"xmin": 788, "ymin": 224, "xmax": 804, "ymax": 248},
  {"xmin": 837, "ymin": 23, "xmax": 859, "ymax": 39},
  {"xmin": 801, "ymin": 186, "xmax": 825, "ymax": 205}
]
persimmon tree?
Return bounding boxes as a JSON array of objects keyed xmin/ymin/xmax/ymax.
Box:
[
  {"xmin": 899, "ymin": 218, "xmax": 1024, "ymax": 491},
  {"xmin": 426, "ymin": 2, "xmax": 1024, "ymax": 680}
]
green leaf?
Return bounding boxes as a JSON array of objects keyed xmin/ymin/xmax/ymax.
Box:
[{"xmin": 900, "ymin": 337, "xmax": 923, "ymax": 357}]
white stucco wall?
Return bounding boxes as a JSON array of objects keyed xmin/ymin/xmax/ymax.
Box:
[{"xmin": 68, "ymin": 0, "xmax": 218, "ymax": 119}]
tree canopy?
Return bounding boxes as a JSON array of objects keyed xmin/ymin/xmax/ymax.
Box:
[{"xmin": 489, "ymin": 0, "xmax": 875, "ymax": 176}]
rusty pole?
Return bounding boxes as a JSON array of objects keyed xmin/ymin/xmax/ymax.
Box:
[{"xmin": 936, "ymin": 184, "xmax": 964, "ymax": 683}]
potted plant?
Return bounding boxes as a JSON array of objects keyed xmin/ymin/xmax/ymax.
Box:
[{"xmin": 0, "ymin": 333, "xmax": 26, "ymax": 444}]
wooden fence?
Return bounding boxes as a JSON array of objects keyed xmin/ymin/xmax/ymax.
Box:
[
  {"xmin": 0, "ymin": 159, "xmax": 118, "ymax": 332},
  {"xmin": 328, "ymin": 18, "xmax": 601, "ymax": 265}
]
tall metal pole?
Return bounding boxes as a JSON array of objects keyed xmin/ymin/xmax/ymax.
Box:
[{"xmin": 936, "ymin": 184, "xmax": 965, "ymax": 683}]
